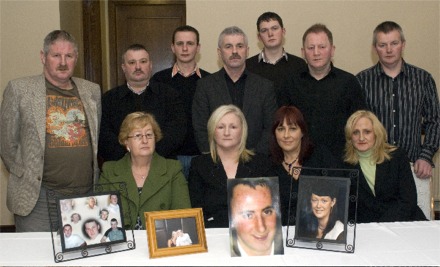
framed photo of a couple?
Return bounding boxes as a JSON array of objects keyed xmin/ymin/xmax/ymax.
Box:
[
  {"xmin": 58, "ymin": 191, "xmax": 126, "ymax": 252},
  {"xmin": 144, "ymin": 208, "xmax": 208, "ymax": 258}
]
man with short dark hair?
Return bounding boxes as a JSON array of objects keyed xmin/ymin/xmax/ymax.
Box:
[
  {"xmin": 152, "ymin": 25, "xmax": 210, "ymax": 177},
  {"xmin": 99, "ymin": 44, "xmax": 186, "ymax": 162},
  {"xmin": 246, "ymin": 12, "xmax": 307, "ymax": 97}
]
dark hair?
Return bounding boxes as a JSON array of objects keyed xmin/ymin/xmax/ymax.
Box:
[
  {"xmin": 110, "ymin": 218, "xmax": 118, "ymax": 223},
  {"xmin": 63, "ymin": 224, "xmax": 72, "ymax": 230},
  {"xmin": 256, "ymin": 12, "xmax": 283, "ymax": 32},
  {"xmin": 301, "ymin": 179, "xmax": 340, "ymax": 239},
  {"xmin": 270, "ymin": 106, "xmax": 314, "ymax": 165},
  {"xmin": 122, "ymin": 43, "xmax": 148, "ymax": 62},
  {"xmin": 172, "ymin": 25, "xmax": 200, "ymax": 44},
  {"xmin": 373, "ymin": 21, "xmax": 405, "ymax": 46},
  {"xmin": 302, "ymin": 23, "xmax": 333, "ymax": 46}
]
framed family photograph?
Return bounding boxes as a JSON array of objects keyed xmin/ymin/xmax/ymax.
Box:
[
  {"xmin": 58, "ymin": 191, "xmax": 127, "ymax": 252},
  {"xmin": 289, "ymin": 170, "xmax": 358, "ymax": 253},
  {"xmin": 227, "ymin": 177, "xmax": 284, "ymax": 257},
  {"xmin": 144, "ymin": 208, "xmax": 207, "ymax": 258}
]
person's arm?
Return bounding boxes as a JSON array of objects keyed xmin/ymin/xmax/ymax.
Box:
[
  {"xmin": 170, "ymin": 160, "xmax": 191, "ymax": 209},
  {"xmin": 415, "ymin": 74, "xmax": 440, "ymax": 178},
  {"xmin": 155, "ymin": 83, "xmax": 187, "ymax": 157},
  {"xmin": 379, "ymin": 150, "xmax": 421, "ymax": 221},
  {"xmin": 0, "ymin": 81, "xmax": 22, "ymax": 173},
  {"xmin": 98, "ymin": 91, "xmax": 126, "ymax": 161},
  {"xmin": 187, "ymin": 157, "xmax": 203, "ymax": 209},
  {"xmin": 255, "ymin": 82, "xmax": 277, "ymax": 154},
  {"xmin": 192, "ymin": 80, "xmax": 210, "ymax": 153}
]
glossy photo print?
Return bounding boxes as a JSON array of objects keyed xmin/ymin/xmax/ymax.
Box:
[
  {"xmin": 58, "ymin": 192, "xmax": 126, "ymax": 252},
  {"xmin": 227, "ymin": 177, "xmax": 284, "ymax": 257}
]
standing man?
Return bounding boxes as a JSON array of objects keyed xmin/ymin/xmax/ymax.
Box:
[
  {"xmin": 246, "ymin": 12, "xmax": 307, "ymax": 97},
  {"xmin": 152, "ymin": 25, "xmax": 210, "ymax": 178},
  {"xmin": 356, "ymin": 21, "xmax": 440, "ymax": 219},
  {"xmin": 99, "ymin": 44, "xmax": 186, "ymax": 162},
  {"xmin": 278, "ymin": 24, "xmax": 366, "ymax": 163},
  {"xmin": 0, "ymin": 30, "xmax": 101, "ymax": 232},
  {"xmin": 193, "ymin": 26, "xmax": 277, "ymax": 155}
]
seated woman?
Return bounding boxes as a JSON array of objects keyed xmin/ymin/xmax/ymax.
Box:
[
  {"xmin": 99, "ymin": 112, "xmax": 191, "ymax": 229},
  {"xmin": 298, "ymin": 181, "xmax": 344, "ymax": 241},
  {"xmin": 188, "ymin": 105, "xmax": 272, "ymax": 228},
  {"xmin": 270, "ymin": 106, "xmax": 338, "ymax": 225},
  {"xmin": 344, "ymin": 110, "xmax": 426, "ymax": 223}
]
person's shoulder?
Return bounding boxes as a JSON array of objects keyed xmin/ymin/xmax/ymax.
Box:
[
  {"xmin": 191, "ymin": 153, "xmax": 213, "ymax": 165},
  {"xmin": 286, "ymin": 53, "xmax": 306, "ymax": 64},
  {"xmin": 72, "ymin": 77, "xmax": 99, "ymax": 87},
  {"xmin": 199, "ymin": 68, "xmax": 211, "ymax": 77},
  {"xmin": 356, "ymin": 64, "xmax": 378, "ymax": 77},
  {"xmin": 331, "ymin": 65, "xmax": 357, "ymax": 78},
  {"xmin": 247, "ymin": 71, "xmax": 273, "ymax": 86},
  {"xmin": 246, "ymin": 54, "xmax": 260, "ymax": 65},
  {"xmin": 8, "ymin": 74, "xmax": 44, "ymax": 88},
  {"xmin": 151, "ymin": 67, "xmax": 173, "ymax": 81},
  {"xmin": 403, "ymin": 61, "xmax": 434, "ymax": 76},
  {"xmin": 102, "ymin": 154, "xmax": 129, "ymax": 171},
  {"xmin": 102, "ymin": 84, "xmax": 127, "ymax": 98}
]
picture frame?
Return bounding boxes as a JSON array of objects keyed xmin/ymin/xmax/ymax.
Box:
[
  {"xmin": 285, "ymin": 167, "xmax": 358, "ymax": 253},
  {"xmin": 58, "ymin": 191, "xmax": 127, "ymax": 252},
  {"xmin": 47, "ymin": 182, "xmax": 136, "ymax": 263},
  {"xmin": 144, "ymin": 208, "xmax": 207, "ymax": 258},
  {"xmin": 227, "ymin": 177, "xmax": 284, "ymax": 257}
]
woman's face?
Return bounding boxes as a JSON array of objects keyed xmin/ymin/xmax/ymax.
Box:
[
  {"xmin": 351, "ymin": 117, "xmax": 375, "ymax": 152},
  {"xmin": 275, "ymin": 118, "xmax": 303, "ymax": 154},
  {"xmin": 311, "ymin": 193, "xmax": 336, "ymax": 220},
  {"xmin": 214, "ymin": 113, "xmax": 243, "ymax": 151},
  {"xmin": 125, "ymin": 124, "xmax": 156, "ymax": 158}
]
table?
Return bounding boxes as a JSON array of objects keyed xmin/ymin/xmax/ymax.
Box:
[{"xmin": 1, "ymin": 221, "xmax": 439, "ymax": 266}]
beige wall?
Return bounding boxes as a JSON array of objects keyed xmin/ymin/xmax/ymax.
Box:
[{"xmin": 0, "ymin": 0, "xmax": 439, "ymax": 226}]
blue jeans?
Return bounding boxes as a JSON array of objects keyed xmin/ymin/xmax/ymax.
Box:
[{"xmin": 177, "ymin": 155, "xmax": 196, "ymax": 180}]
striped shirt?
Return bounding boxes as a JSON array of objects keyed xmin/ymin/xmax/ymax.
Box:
[{"xmin": 356, "ymin": 61, "xmax": 440, "ymax": 166}]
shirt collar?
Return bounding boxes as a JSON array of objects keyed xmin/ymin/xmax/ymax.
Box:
[
  {"xmin": 126, "ymin": 82, "xmax": 148, "ymax": 95},
  {"xmin": 171, "ymin": 63, "xmax": 202, "ymax": 78},
  {"xmin": 375, "ymin": 59, "xmax": 407, "ymax": 77},
  {"xmin": 237, "ymin": 239, "xmax": 274, "ymax": 256},
  {"xmin": 258, "ymin": 48, "xmax": 288, "ymax": 64}
]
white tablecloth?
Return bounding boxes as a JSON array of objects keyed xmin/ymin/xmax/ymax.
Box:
[{"xmin": 0, "ymin": 221, "xmax": 439, "ymax": 266}]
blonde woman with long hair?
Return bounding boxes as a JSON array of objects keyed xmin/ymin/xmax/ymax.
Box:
[{"xmin": 344, "ymin": 110, "xmax": 426, "ymax": 223}]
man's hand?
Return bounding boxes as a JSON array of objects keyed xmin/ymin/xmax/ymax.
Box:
[{"xmin": 414, "ymin": 159, "xmax": 433, "ymax": 179}]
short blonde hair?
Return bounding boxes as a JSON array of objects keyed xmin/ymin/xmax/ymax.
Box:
[
  {"xmin": 207, "ymin": 105, "xmax": 254, "ymax": 163},
  {"xmin": 344, "ymin": 110, "xmax": 396, "ymax": 164},
  {"xmin": 118, "ymin": 112, "xmax": 163, "ymax": 145}
]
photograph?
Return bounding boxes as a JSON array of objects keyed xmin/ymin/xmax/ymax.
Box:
[
  {"xmin": 295, "ymin": 176, "xmax": 350, "ymax": 243},
  {"xmin": 144, "ymin": 208, "xmax": 207, "ymax": 258},
  {"xmin": 227, "ymin": 177, "xmax": 284, "ymax": 257},
  {"xmin": 58, "ymin": 191, "xmax": 126, "ymax": 252}
]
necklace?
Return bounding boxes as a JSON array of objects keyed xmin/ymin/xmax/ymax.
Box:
[{"xmin": 283, "ymin": 158, "xmax": 298, "ymax": 167}]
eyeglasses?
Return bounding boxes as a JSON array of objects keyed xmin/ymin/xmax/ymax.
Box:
[{"xmin": 127, "ymin": 133, "xmax": 154, "ymax": 141}]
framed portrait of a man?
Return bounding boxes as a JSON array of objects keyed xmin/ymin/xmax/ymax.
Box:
[{"xmin": 227, "ymin": 177, "xmax": 284, "ymax": 257}]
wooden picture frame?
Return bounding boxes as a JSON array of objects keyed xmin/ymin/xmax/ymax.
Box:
[{"xmin": 144, "ymin": 208, "xmax": 207, "ymax": 258}]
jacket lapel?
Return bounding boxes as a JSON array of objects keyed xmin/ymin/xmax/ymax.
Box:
[
  {"xmin": 138, "ymin": 153, "xmax": 169, "ymax": 207},
  {"xmin": 32, "ymin": 75, "xmax": 48, "ymax": 149}
]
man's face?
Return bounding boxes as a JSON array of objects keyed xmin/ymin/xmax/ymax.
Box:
[
  {"xmin": 100, "ymin": 211, "xmax": 109, "ymax": 220},
  {"xmin": 217, "ymin": 34, "xmax": 249, "ymax": 71},
  {"xmin": 172, "ymin": 31, "xmax": 200, "ymax": 64},
  {"xmin": 301, "ymin": 32, "xmax": 335, "ymax": 73},
  {"xmin": 63, "ymin": 226, "xmax": 72, "ymax": 238},
  {"xmin": 40, "ymin": 40, "xmax": 78, "ymax": 87},
  {"xmin": 258, "ymin": 19, "xmax": 285, "ymax": 50},
  {"xmin": 111, "ymin": 221, "xmax": 117, "ymax": 230},
  {"xmin": 231, "ymin": 184, "xmax": 277, "ymax": 256},
  {"xmin": 85, "ymin": 221, "xmax": 100, "ymax": 240},
  {"xmin": 374, "ymin": 30, "xmax": 405, "ymax": 69},
  {"xmin": 110, "ymin": 195, "xmax": 118, "ymax": 205},
  {"xmin": 121, "ymin": 49, "xmax": 152, "ymax": 84}
]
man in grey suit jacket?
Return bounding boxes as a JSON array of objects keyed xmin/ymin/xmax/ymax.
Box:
[
  {"xmin": 0, "ymin": 30, "xmax": 101, "ymax": 232},
  {"xmin": 192, "ymin": 26, "xmax": 277, "ymax": 155}
]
